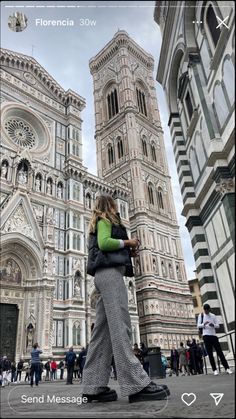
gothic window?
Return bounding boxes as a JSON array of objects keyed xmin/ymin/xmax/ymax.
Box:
[
  {"xmin": 148, "ymin": 184, "xmax": 154, "ymax": 205},
  {"xmin": 108, "ymin": 145, "xmax": 114, "ymax": 165},
  {"xmin": 161, "ymin": 260, "xmax": 167, "ymax": 277},
  {"xmin": 189, "ymin": 147, "xmax": 200, "ymax": 182},
  {"xmin": 72, "ymin": 323, "xmax": 81, "ymax": 346},
  {"xmin": 120, "ymin": 203, "xmax": 127, "ymax": 219},
  {"xmin": 157, "ymin": 188, "xmax": 164, "ymax": 210},
  {"xmin": 176, "ymin": 263, "xmax": 182, "ymax": 280},
  {"xmin": 73, "ymin": 184, "xmax": 80, "ymax": 201},
  {"xmin": 142, "ymin": 137, "xmax": 148, "ymax": 157},
  {"xmin": 117, "ymin": 137, "xmax": 124, "ymax": 159},
  {"xmin": 213, "ymin": 82, "xmax": 229, "ymax": 128},
  {"xmin": 85, "ymin": 192, "xmax": 92, "ymax": 209},
  {"xmin": 185, "ymin": 91, "xmax": 194, "ymax": 121},
  {"xmin": 222, "ymin": 57, "xmax": 235, "ymax": 107},
  {"xmin": 73, "ymin": 212, "xmax": 80, "ymax": 229},
  {"xmin": 151, "ymin": 144, "xmax": 157, "ymax": 162},
  {"xmin": 107, "ymin": 88, "xmax": 119, "ymax": 119},
  {"xmin": 206, "ymin": 4, "xmax": 221, "ymax": 48},
  {"xmin": 136, "ymin": 88, "xmax": 147, "ymax": 116},
  {"xmin": 73, "ymin": 234, "xmax": 81, "ymax": 250}
]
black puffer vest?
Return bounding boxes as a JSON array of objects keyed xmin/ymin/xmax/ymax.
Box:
[{"xmin": 87, "ymin": 222, "xmax": 134, "ymax": 277}]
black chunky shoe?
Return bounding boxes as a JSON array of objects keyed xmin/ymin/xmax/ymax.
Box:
[
  {"xmin": 129, "ymin": 382, "xmax": 170, "ymax": 403},
  {"xmin": 83, "ymin": 387, "xmax": 118, "ymax": 403}
]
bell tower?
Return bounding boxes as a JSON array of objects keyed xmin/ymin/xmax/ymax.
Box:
[{"xmin": 89, "ymin": 31, "xmax": 197, "ymax": 350}]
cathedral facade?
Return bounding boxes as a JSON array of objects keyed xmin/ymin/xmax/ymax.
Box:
[
  {"xmin": 0, "ymin": 48, "xmax": 139, "ymax": 362},
  {"xmin": 0, "ymin": 31, "xmax": 198, "ymax": 362}
]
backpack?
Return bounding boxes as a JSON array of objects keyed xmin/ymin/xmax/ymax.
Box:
[
  {"xmin": 67, "ymin": 351, "xmax": 75, "ymax": 365},
  {"xmin": 198, "ymin": 313, "xmax": 204, "ymax": 336}
]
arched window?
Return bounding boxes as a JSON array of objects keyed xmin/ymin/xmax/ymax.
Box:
[
  {"xmin": 107, "ymin": 87, "xmax": 119, "ymax": 119},
  {"xmin": 148, "ymin": 184, "xmax": 154, "ymax": 205},
  {"xmin": 151, "ymin": 144, "xmax": 157, "ymax": 162},
  {"xmin": 222, "ymin": 57, "xmax": 235, "ymax": 106},
  {"xmin": 136, "ymin": 87, "xmax": 147, "ymax": 116},
  {"xmin": 157, "ymin": 188, "xmax": 164, "ymax": 210},
  {"xmin": 189, "ymin": 147, "xmax": 200, "ymax": 183},
  {"xmin": 77, "ymin": 235, "xmax": 81, "ymax": 250},
  {"xmin": 117, "ymin": 138, "xmax": 124, "ymax": 159},
  {"xmin": 142, "ymin": 137, "xmax": 148, "ymax": 157},
  {"xmin": 73, "ymin": 234, "xmax": 81, "ymax": 250},
  {"xmin": 206, "ymin": 4, "xmax": 221, "ymax": 47},
  {"xmin": 213, "ymin": 82, "xmax": 229, "ymax": 128},
  {"xmin": 73, "ymin": 212, "xmax": 80, "ymax": 229},
  {"xmin": 108, "ymin": 145, "xmax": 114, "ymax": 165}
]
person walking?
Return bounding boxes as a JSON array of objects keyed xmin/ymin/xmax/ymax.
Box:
[
  {"xmin": 65, "ymin": 347, "xmax": 76, "ymax": 385},
  {"xmin": 74, "ymin": 356, "xmax": 80, "ymax": 379},
  {"xmin": 81, "ymin": 195, "xmax": 170, "ymax": 403},
  {"xmin": 78, "ymin": 347, "xmax": 87, "ymax": 378},
  {"xmin": 44, "ymin": 360, "xmax": 50, "ymax": 381},
  {"xmin": 140, "ymin": 343, "xmax": 150, "ymax": 376},
  {"xmin": 50, "ymin": 360, "xmax": 57, "ymax": 380},
  {"xmin": 16, "ymin": 359, "xmax": 24, "ymax": 382},
  {"xmin": 161, "ymin": 353, "xmax": 168, "ymax": 378},
  {"xmin": 1, "ymin": 356, "xmax": 11, "ymax": 387},
  {"xmin": 24, "ymin": 362, "xmax": 31, "ymax": 382},
  {"xmin": 11, "ymin": 362, "xmax": 17, "ymax": 382},
  {"xmin": 178, "ymin": 343, "xmax": 189, "ymax": 376},
  {"xmin": 30, "ymin": 343, "xmax": 42, "ymax": 387},
  {"xmin": 198, "ymin": 304, "xmax": 233, "ymax": 375},
  {"xmin": 58, "ymin": 360, "xmax": 65, "ymax": 380},
  {"xmin": 169, "ymin": 348, "xmax": 179, "ymax": 376}
]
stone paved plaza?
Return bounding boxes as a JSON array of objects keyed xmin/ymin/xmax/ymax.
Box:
[{"xmin": 0, "ymin": 373, "xmax": 234, "ymax": 418}]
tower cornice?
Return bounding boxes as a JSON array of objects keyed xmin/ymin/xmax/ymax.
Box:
[{"xmin": 89, "ymin": 30, "xmax": 154, "ymax": 74}]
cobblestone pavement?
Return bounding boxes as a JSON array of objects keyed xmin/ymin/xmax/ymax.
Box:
[{"xmin": 0, "ymin": 373, "xmax": 234, "ymax": 418}]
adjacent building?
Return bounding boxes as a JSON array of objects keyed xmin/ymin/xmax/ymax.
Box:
[
  {"xmin": 188, "ymin": 276, "xmax": 203, "ymax": 323},
  {"xmin": 154, "ymin": 1, "xmax": 235, "ymax": 351},
  {"xmin": 89, "ymin": 30, "xmax": 197, "ymax": 352}
]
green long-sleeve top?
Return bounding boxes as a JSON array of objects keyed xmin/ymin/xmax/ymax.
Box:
[{"xmin": 97, "ymin": 219, "xmax": 124, "ymax": 251}]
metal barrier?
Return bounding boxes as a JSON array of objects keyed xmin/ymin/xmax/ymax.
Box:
[{"xmin": 217, "ymin": 330, "xmax": 235, "ymax": 373}]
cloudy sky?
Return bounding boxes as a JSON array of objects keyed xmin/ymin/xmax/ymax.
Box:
[{"xmin": 1, "ymin": 0, "xmax": 196, "ymax": 279}]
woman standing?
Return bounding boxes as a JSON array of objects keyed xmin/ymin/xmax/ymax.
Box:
[{"xmin": 82, "ymin": 195, "xmax": 170, "ymax": 403}]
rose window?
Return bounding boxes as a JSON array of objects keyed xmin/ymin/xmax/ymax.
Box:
[{"xmin": 4, "ymin": 119, "xmax": 36, "ymax": 149}]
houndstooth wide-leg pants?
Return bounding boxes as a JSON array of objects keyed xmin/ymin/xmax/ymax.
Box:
[{"xmin": 82, "ymin": 266, "xmax": 151, "ymax": 397}]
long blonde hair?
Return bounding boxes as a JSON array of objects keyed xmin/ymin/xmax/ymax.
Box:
[{"xmin": 88, "ymin": 195, "xmax": 120, "ymax": 233}]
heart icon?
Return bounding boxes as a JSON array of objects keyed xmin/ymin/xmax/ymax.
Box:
[{"xmin": 181, "ymin": 393, "xmax": 197, "ymax": 406}]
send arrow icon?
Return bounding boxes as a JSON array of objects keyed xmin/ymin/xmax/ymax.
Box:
[{"xmin": 210, "ymin": 393, "xmax": 224, "ymax": 406}]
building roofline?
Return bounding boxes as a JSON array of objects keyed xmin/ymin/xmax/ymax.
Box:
[{"xmin": 0, "ymin": 48, "xmax": 86, "ymax": 110}]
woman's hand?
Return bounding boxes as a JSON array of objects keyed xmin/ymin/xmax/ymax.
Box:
[{"xmin": 124, "ymin": 238, "xmax": 140, "ymax": 249}]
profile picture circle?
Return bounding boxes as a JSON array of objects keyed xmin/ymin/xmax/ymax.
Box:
[{"xmin": 8, "ymin": 12, "xmax": 28, "ymax": 32}]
